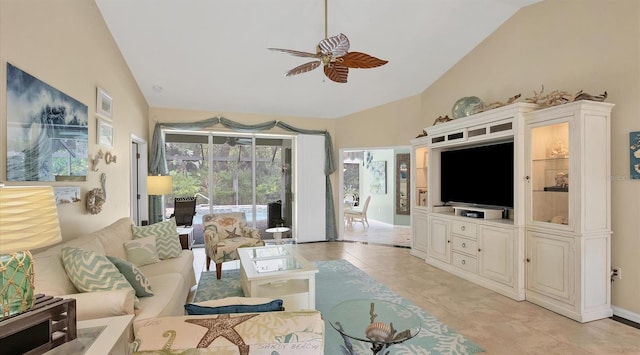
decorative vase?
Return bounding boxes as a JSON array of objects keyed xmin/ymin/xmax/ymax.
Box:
[{"xmin": 451, "ymin": 96, "xmax": 484, "ymax": 119}]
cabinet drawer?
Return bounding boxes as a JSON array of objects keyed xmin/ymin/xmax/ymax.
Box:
[
  {"xmin": 452, "ymin": 252, "xmax": 478, "ymax": 273},
  {"xmin": 451, "ymin": 220, "xmax": 476, "ymax": 238},
  {"xmin": 452, "ymin": 236, "xmax": 478, "ymax": 256}
]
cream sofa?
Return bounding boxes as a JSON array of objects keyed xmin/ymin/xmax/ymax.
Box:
[{"xmin": 32, "ymin": 217, "xmax": 196, "ymax": 329}]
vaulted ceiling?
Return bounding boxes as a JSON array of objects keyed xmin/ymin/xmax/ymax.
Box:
[{"xmin": 95, "ymin": 0, "xmax": 540, "ymax": 119}]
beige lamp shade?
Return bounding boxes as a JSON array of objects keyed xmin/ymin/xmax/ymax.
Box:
[
  {"xmin": 0, "ymin": 186, "xmax": 62, "ymax": 254},
  {"xmin": 147, "ymin": 175, "xmax": 172, "ymax": 195}
]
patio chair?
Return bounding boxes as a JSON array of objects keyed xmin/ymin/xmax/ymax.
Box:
[
  {"xmin": 202, "ymin": 212, "xmax": 264, "ymax": 279},
  {"xmin": 170, "ymin": 196, "xmax": 197, "ymax": 226}
]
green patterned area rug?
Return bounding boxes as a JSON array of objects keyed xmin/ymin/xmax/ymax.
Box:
[{"xmin": 194, "ymin": 259, "xmax": 484, "ymax": 354}]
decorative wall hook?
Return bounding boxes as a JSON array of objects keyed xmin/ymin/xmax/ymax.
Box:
[
  {"xmin": 105, "ymin": 152, "xmax": 117, "ymax": 164},
  {"xmin": 92, "ymin": 149, "xmax": 104, "ymax": 171}
]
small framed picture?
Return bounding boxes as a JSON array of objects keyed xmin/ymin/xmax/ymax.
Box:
[
  {"xmin": 96, "ymin": 87, "xmax": 113, "ymax": 120},
  {"xmin": 97, "ymin": 118, "xmax": 113, "ymax": 147}
]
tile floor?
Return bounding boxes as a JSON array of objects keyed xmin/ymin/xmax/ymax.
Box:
[
  {"xmin": 190, "ymin": 243, "xmax": 640, "ymax": 354},
  {"xmin": 342, "ymin": 218, "xmax": 411, "ymax": 247}
]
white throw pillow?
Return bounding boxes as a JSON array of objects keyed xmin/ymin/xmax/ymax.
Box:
[{"xmin": 123, "ymin": 236, "xmax": 160, "ymax": 266}]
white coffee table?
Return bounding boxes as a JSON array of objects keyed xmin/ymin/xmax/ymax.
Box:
[{"xmin": 238, "ymin": 245, "xmax": 318, "ymax": 310}]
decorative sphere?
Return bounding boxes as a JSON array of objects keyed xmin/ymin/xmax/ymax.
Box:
[{"xmin": 451, "ymin": 96, "xmax": 484, "ymax": 119}]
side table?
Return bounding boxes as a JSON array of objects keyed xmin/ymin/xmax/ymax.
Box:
[
  {"xmin": 44, "ymin": 314, "xmax": 134, "ymax": 355},
  {"xmin": 177, "ymin": 226, "xmax": 194, "ymax": 250},
  {"xmin": 327, "ymin": 299, "xmax": 421, "ymax": 354},
  {"xmin": 265, "ymin": 227, "xmax": 291, "ymax": 245}
]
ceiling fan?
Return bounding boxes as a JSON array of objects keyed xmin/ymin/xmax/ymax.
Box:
[{"xmin": 268, "ymin": 0, "xmax": 388, "ymax": 83}]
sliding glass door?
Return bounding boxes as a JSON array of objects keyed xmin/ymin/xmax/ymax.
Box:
[{"xmin": 164, "ymin": 132, "xmax": 292, "ymax": 245}]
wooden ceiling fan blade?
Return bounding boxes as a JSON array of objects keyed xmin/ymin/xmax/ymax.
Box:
[
  {"xmin": 268, "ymin": 48, "xmax": 320, "ymax": 58},
  {"xmin": 340, "ymin": 52, "xmax": 388, "ymax": 69},
  {"xmin": 285, "ymin": 61, "xmax": 322, "ymax": 77},
  {"xmin": 318, "ymin": 33, "xmax": 350, "ymax": 57},
  {"xmin": 324, "ymin": 64, "xmax": 349, "ymax": 83}
]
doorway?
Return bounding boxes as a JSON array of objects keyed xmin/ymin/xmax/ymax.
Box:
[
  {"xmin": 339, "ymin": 146, "xmax": 411, "ymax": 246},
  {"xmin": 130, "ymin": 134, "xmax": 148, "ymax": 226}
]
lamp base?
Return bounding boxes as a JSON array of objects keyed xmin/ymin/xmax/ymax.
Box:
[{"xmin": 1, "ymin": 251, "xmax": 35, "ymax": 318}]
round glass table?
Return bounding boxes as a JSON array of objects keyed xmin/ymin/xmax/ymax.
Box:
[
  {"xmin": 327, "ymin": 299, "xmax": 421, "ymax": 354},
  {"xmin": 265, "ymin": 227, "xmax": 291, "ymax": 244}
]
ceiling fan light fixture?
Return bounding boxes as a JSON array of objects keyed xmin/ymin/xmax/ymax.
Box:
[{"xmin": 268, "ymin": 1, "xmax": 387, "ymax": 83}]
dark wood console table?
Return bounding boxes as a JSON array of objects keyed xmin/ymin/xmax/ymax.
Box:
[{"xmin": 0, "ymin": 294, "xmax": 77, "ymax": 354}]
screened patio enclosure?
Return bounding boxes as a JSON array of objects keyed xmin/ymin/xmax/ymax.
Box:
[{"xmin": 164, "ymin": 132, "xmax": 293, "ymax": 245}]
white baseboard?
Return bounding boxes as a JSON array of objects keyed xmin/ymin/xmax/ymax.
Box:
[{"xmin": 612, "ymin": 305, "xmax": 640, "ymax": 324}]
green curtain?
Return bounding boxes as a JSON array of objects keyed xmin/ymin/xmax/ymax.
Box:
[{"xmin": 149, "ymin": 117, "xmax": 337, "ymax": 241}]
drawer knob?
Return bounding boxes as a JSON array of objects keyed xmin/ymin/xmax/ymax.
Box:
[
  {"xmin": 526, "ymin": 258, "xmax": 531, "ymax": 262},
  {"xmin": 461, "ymin": 226, "xmax": 466, "ymax": 231},
  {"xmin": 478, "ymin": 248, "xmax": 481, "ymax": 252},
  {"xmin": 462, "ymin": 259, "xmax": 466, "ymax": 265},
  {"xmin": 461, "ymin": 242, "xmax": 466, "ymax": 248},
  {"xmin": 447, "ymin": 240, "xmax": 450, "ymax": 243}
]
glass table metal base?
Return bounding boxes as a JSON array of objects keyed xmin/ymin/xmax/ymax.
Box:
[{"xmin": 327, "ymin": 299, "xmax": 421, "ymax": 355}]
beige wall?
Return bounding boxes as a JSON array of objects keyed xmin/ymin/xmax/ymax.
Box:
[
  {"xmin": 337, "ymin": 0, "xmax": 640, "ymax": 316},
  {"xmin": 0, "ymin": 0, "xmax": 149, "ymax": 239}
]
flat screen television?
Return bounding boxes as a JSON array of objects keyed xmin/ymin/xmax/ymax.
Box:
[{"xmin": 440, "ymin": 141, "xmax": 514, "ymax": 208}]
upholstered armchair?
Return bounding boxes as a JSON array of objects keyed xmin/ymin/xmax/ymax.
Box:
[{"xmin": 202, "ymin": 212, "xmax": 264, "ymax": 279}]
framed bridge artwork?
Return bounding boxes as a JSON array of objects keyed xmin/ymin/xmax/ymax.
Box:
[{"xmin": 6, "ymin": 63, "xmax": 88, "ymax": 182}]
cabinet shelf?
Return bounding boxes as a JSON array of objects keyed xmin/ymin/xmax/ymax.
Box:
[
  {"xmin": 532, "ymin": 157, "xmax": 569, "ymax": 163},
  {"xmin": 542, "ymin": 187, "xmax": 568, "ymax": 192}
]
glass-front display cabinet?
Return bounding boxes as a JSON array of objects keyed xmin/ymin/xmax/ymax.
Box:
[
  {"xmin": 414, "ymin": 145, "xmax": 428, "ymax": 208},
  {"xmin": 524, "ymin": 101, "xmax": 614, "ymax": 323},
  {"xmin": 410, "ymin": 138, "xmax": 429, "ymax": 258},
  {"xmin": 528, "ymin": 121, "xmax": 570, "ymax": 226}
]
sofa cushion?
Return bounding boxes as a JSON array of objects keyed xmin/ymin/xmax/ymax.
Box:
[
  {"xmin": 59, "ymin": 289, "xmax": 135, "ymax": 321},
  {"xmin": 132, "ymin": 218, "xmax": 182, "ymax": 259},
  {"xmin": 124, "ymin": 236, "xmax": 160, "ymax": 266},
  {"xmin": 33, "ymin": 232, "xmax": 109, "ymax": 296},
  {"xmin": 139, "ymin": 250, "xmax": 196, "ymax": 291},
  {"xmin": 33, "ymin": 250, "xmax": 79, "ymax": 295},
  {"xmin": 107, "ymin": 256, "xmax": 154, "ymax": 297},
  {"xmin": 185, "ymin": 297, "xmax": 283, "ymax": 315},
  {"xmin": 62, "ymin": 236, "xmax": 106, "ymax": 254},
  {"xmin": 134, "ymin": 273, "xmax": 186, "ymax": 328},
  {"xmin": 61, "ymin": 247, "xmax": 133, "ymax": 294},
  {"xmin": 82, "ymin": 217, "xmax": 135, "ymax": 260}
]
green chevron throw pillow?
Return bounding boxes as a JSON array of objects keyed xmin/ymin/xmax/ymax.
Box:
[
  {"xmin": 107, "ymin": 256, "xmax": 154, "ymax": 297},
  {"xmin": 132, "ymin": 218, "xmax": 181, "ymax": 260},
  {"xmin": 61, "ymin": 247, "xmax": 134, "ymax": 295}
]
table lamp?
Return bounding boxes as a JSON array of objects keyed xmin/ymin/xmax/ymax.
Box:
[
  {"xmin": 0, "ymin": 185, "xmax": 62, "ymax": 318},
  {"xmin": 147, "ymin": 175, "xmax": 172, "ymax": 224}
]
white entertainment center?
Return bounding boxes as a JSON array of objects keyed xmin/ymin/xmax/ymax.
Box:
[{"xmin": 410, "ymin": 100, "xmax": 614, "ymax": 322}]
